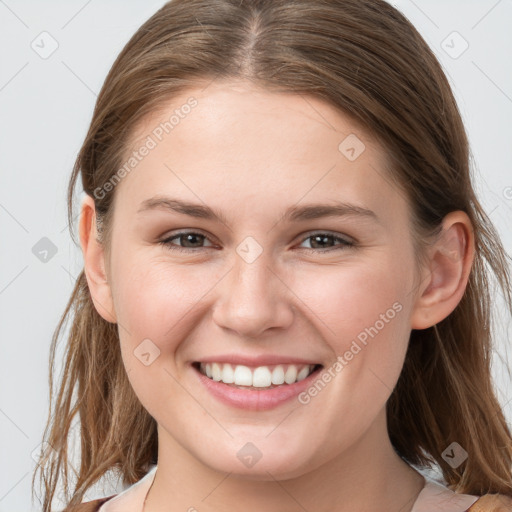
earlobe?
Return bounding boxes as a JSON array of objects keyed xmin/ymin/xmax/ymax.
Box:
[
  {"xmin": 79, "ymin": 194, "xmax": 117, "ymax": 324},
  {"xmin": 410, "ymin": 211, "xmax": 475, "ymax": 330}
]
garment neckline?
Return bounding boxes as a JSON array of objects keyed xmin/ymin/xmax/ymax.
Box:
[
  {"xmin": 100, "ymin": 466, "xmax": 479, "ymax": 512},
  {"xmin": 98, "ymin": 465, "xmax": 157, "ymax": 511},
  {"xmin": 410, "ymin": 475, "xmax": 480, "ymax": 512}
]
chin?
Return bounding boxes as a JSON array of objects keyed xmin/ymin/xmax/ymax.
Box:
[{"xmin": 195, "ymin": 440, "xmax": 317, "ymax": 481}]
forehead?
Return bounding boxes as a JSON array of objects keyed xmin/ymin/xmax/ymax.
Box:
[
  {"xmin": 130, "ymin": 79, "xmax": 379, "ymax": 155},
  {"xmin": 113, "ymin": 79, "xmax": 406, "ymax": 226}
]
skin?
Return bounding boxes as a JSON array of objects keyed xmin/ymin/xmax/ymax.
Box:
[{"xmin": 79, "ymin": 79, "xmax": 475, "ymax": 511}]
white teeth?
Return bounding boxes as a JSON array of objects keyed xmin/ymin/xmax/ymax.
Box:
[
  {"xmin": 284, "ymin": 365, "xmax": 297, "ymax": 384},
  {"xmin": 233, "ymin": 365, "xmax": 253, "ymax": 386},
  {"xmin": 199, "ymin": 362, "xmax": 317, "ymax": 387},
  {"xmin": 221, "ymin": 363, "xmax": 234, "ymax": 383},
  {"xmin": 252, "ymin": 367, "xmax": 272, "ymax": 387},
  {"xmin": 211, "ymin": 362, "xmax": 222, "ymax": 381},
  {"xmin": 271, "ymin": 365, "xmax": 285, "ymax": 385},
  {"xmin": 296, "ymin": 366, "xmax": 310, "ymax": 382}
]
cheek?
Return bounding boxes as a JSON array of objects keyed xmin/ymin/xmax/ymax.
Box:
[
  {"xmin": 112, "ymin": 245, "xmax": 413, "ymax": 359},
  {"xmin": 289, "ymin": 258, "xmax": 410, "ymax": 350},
  {"xmin": 111, "ymin": 253, "xmax": 225, "ymax": 368},
  {"xmin": 111, "ymin": 255, "xmax": 212, "ymax": 416},
  {"xmin": 287, "ymin": 253, "xmax": 414, "ymax": 413},
  {"xmin": 112, "ymin": 253, "xmax": 199, "ymax": 330}
]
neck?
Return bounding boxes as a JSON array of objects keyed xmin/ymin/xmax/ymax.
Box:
[{"xmin": 144, "ymin": 412, "xmax": 425, "ymax": 512}]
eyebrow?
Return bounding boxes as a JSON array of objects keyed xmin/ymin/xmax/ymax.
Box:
[{"xmin": 137, "ymin": 195, "xmax": 380, "ymax": 226}]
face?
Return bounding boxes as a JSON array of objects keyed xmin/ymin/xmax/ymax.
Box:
[{"xmin": 98, "ymin": 79, "xmax": 422, "ymax": 479}]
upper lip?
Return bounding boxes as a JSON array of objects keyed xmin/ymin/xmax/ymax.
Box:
[{"xmin": 193, "ymin": 354, "xmax": 322, "ymax": 367}]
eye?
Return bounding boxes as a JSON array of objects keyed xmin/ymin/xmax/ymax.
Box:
[
  {"xmin": 158, "ymin": 230, "xmax": 355, "ymax": 254},
  {"xmin": 159, "ymin": 231, "xmax": 215, "ymax": 253},
  {"xmin": 297, "ymin": 231, "xmax": 355, "ymax": 253}
]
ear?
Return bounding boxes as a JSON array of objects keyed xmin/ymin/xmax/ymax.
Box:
[
  {"xmin": 79, "ymin": 194, "xmax": 117, "ymax": 324},
  {"xmin": 410, "ymin": 211, "xmax": 475, "ymax": 330}
]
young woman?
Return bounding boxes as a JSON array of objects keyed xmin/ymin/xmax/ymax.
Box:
[{"xmin": 32, "ymin": 0, "xmax": 512, "ymax": 511}]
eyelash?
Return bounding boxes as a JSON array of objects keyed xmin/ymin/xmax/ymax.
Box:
[{"xmin": 158, "ymin": 230, "xmax": 355, "ymax": 254}]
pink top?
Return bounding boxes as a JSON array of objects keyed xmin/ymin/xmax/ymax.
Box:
[
  {"xmin": 411, "ymin": 478, "xmax": 480, "ymax": 512},
  {"xmin": 96, "ymin": 466, "xmax": 480, "ymax": 512}
]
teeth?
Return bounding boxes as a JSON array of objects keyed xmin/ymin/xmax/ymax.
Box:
[
  {"xmin": 211, "ymin": 363, "xmax": 222, "ymax": 381},
  {"xmin": 234, "ymin": 365, "xmax": 253, "ymax": 386},
  {"xmin": 253, "ymin": 367, "xmax": 272, "ymax": 387},
  {"xmin": 271, "ymin": 365, "xmax": 285, "ymax": 385},
  {"xmin": 296, "ymin": 366, "xmax": 310, "ymax": 382},
  {"xmin": 284, "ymin": 365, "xmax": 297, "ymax": 384},
  {"xmin": 221, "ymin": 363, "xmax": 234, "ymax": 383},
  {"xmin": 199, "ymin": 362, "xmax": 317, "ymax": 387}
]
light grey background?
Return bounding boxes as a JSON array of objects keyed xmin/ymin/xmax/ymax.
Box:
[{"xmin": 0, "ymin": 0, "xmax": 511, "ymax": 510}]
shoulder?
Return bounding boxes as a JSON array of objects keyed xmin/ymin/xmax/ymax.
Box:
[
  {"xmin": 63, "ymin": 494, "xmax": 118, "ymax": 512},
  {"xmin": 467, "ymin": 494, "xmax": 512, "ymax": 512},
  {"xmin": 411, "ymin": 476, "xmax": 506, "ymax": 512},
  {"xmin": 61, "ymin": 464, "xmax": 156, "ymax": 511}
]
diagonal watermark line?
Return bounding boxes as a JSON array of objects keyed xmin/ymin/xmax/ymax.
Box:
[
  {"xmin": 370, "ymin": 155, "xmax": 474, "ymax": 311},
  {"xmin": 472, "ymin": 61, "xmax": 512, "ymax": 105},
  {"xmin": 163, "ymin": 162, "xmax": 233, "ymax": 234},
  {"xmin": 367, "ymin": 159, "xmax": 423, "ymax": 299},
  {"xmin": 60, "ymin": 211, "xmax": 81, "ymax": 234},
  {"xmin": 367, "ymin": 367, "xmax": 393, "ymax": 393},
  {"xmin": 0, "ymin": 471, "xmax": 30, "ymax": 502},
  {"xmin": 61, "ymin": 0, "xmax": 93, "ymax": 29},
  {"xmin": 265, "ymin": 408, "xmax": 297, "ymax": 437},
  {"xmin": 265, "ymin": 471, "xmax": 311, "ymax": 512},
  {"xmin": 162, "ymin": 367, "xmax": 233, "ymax": 438},
  {"xmin": 0, "ymin": 62, "xmax": 29, "ymax": 92},
  {"xmin": 397, "ymin": 486, "xmax": 423, "ymax": 512},
  {"xmin": 200, "ymin": 54, "xmax": 247, "ymax": 94},
  {"xmin": 471, "ymin": 0, "xmax": 503, "ymax": 30},
  {"xmin": 61, "ymin": 61, "xmax": 98, "ymax": 97},
  {"xmin": 0, "ymin": 0, "xmax": 29, "ymax": 28},
  {"xmin": 486, "ymin": 204, "xmax": 500, "ymax": 218},
  {"xmin": 488, "ymin": 394, "xmax": 512, "ymax": 426},
  {"xmin": 0, "ymin": 407, "xmax": 29, "ymax": 439},
  {"xmin": 407, "ymin": 0, "xmax": 439, "ymax": 29},
  {"xmin": 87, "ymin": 288, "xmax": 132, "ymax": 336},
  {"xmin": 192, "ymin": 13, "xmax": 228, "ymax": 94},
  {"xmin": 265, "ymin": 266, "xmax": 338, "ymax": 337},
  {"xmin": 266, "ymin": 164, "xmax": 337, "ymax": 235},
  {"xmin": 200, "ymin": 471, "xmax": 233, "ymax": 502},
  {"xmin": 200, "ymin": 68, "xmax": 226, "ymax": 93},
  {"xmin": 0, "ymin": 202, "xmax": 29, "ymax": 233},
  {"xmin": 404, "ymin": 217, "xmax": 475, "ymax": 302},
  {"xmin": 0, "ymin": 265, "xmax": 28, "ymax": 295},
  {"xmin": 299, "ymin": 94, "xmax": 337, "ymax": 131},
  {"xmin": 403, "ymin": 212, "xmax": 475, "ymax": 301},
  {"xmin": 405, "ymin": 262, "xmax": 436, "ymax": 301},
  {"xmin": 164, "ymin": 266, "xmax": 234, "ymax": 337},
  {"xmin": 367, "ymin": 161, "xmax": 413, "ymax": 209},
  {"xmin": 60, "ymin": 264, "xmax": 78, "ymax": 282}
]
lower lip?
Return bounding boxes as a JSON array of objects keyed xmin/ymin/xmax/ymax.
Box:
[{"xmin": 192, "ymin": 364, "xmax": 323, "ymax": 411}]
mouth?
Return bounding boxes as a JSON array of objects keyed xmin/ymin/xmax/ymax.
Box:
[{"xmin": 192, "ymin": 361, "xmax": 323, "ymax": 390}]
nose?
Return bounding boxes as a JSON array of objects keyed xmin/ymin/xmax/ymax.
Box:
[{"xmin": 211, "ymin": 252, "xmax": 294, "ymax": 339}]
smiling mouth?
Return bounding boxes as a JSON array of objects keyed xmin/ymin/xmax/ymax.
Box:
[{"xmin": 192, "ymin": 362, "xmax": 323, "ymax": 390}]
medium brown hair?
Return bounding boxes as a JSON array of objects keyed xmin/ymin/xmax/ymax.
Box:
[{"xmin": 32, "ymin": 0, "xmax": 512, "ymax": 509}]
